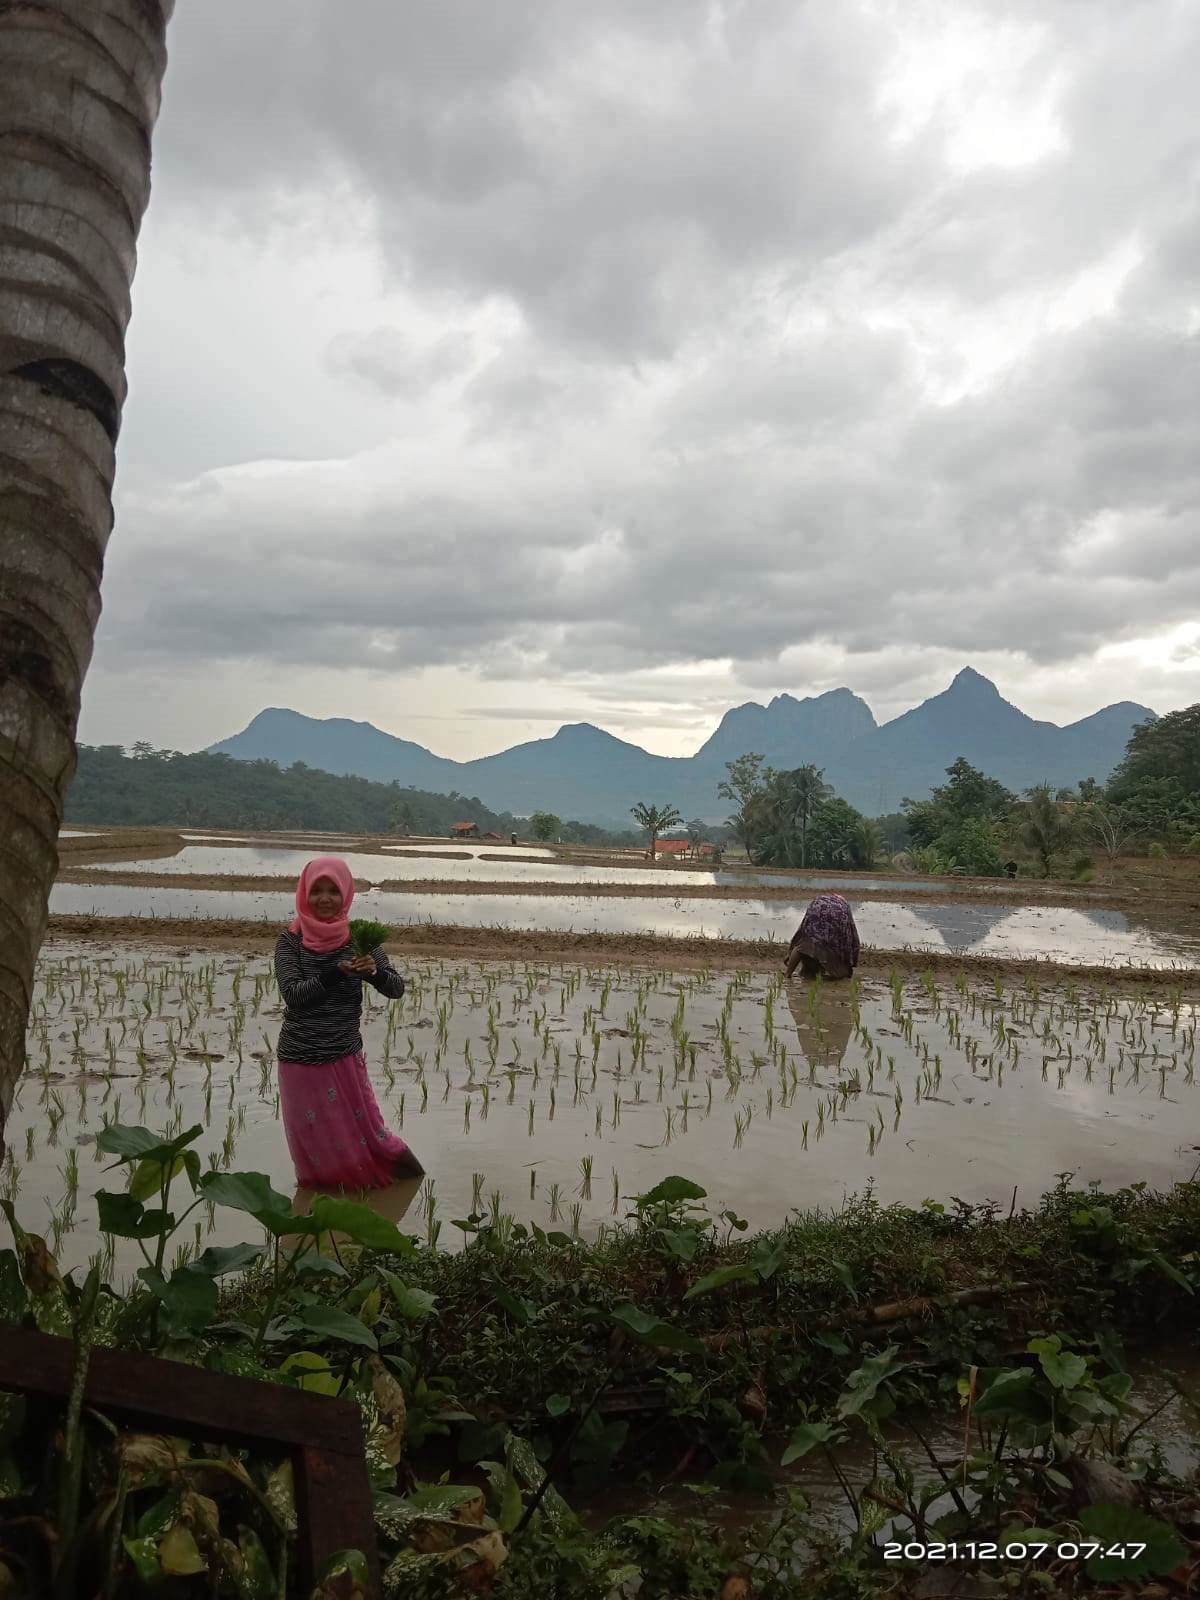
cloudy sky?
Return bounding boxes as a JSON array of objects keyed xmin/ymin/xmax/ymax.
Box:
[{"xmin": 79, "ymin": 0, "xmax": 1200, "ymax": 760}]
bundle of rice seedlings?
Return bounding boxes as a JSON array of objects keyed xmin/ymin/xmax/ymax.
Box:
[{"xmin": 349, "ymin": 918, "xmax": 391, "ymax": 956}]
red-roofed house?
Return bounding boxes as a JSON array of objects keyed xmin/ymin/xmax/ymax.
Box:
[
  {"xmin": 450, "ymin": 821, "xmax": 479, "ymax": 838},
  {"xmin": 654, "ymin": 839, "xmax": 690, "ymax": 857},
  {"xmin": 481, "ymin": 831, "xmax": 503, "ymax": 841}
]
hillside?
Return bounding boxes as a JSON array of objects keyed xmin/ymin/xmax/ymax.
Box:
[
  {"xmin": 206, "ymin": 670, "xmax": 1156, "ymax": 825},
  {"xmin": 64, "ymin": 745, "xmax": 637, "ymax": 844}
]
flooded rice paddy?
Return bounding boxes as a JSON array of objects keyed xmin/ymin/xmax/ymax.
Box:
[
  {"xmin": 77, "ymin": 843, "xmax": 1056, "ymax": 896},
  {"xmin": 8, "ymin": 946, "xmax": 1197, "ymax": 1281},
  {"xmin": 47, "ymin": 880, "xmax": 1200, "ymax": 967}
]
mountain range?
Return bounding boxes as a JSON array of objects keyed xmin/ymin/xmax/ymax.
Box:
[{"xmin": 205, "ymin": 669, "xmax": 1154, "ymax": 827}]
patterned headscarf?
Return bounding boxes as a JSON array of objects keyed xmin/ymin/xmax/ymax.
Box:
[{"xmin": 289, "ymin": 856, "xmax": 355, "ymax": 953}]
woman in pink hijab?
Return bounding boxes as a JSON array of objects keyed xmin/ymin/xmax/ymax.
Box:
[{"xmin": 274, "ymin": 856, "xmax": 422, "ymax": 1188}]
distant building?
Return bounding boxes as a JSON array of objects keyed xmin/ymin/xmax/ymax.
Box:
[
  {"xmin": 481, "ymin": 830, "xmax": 503, "ymax": 841},
  {"xmin": 450, "ymin": 821, "xmax": 480, "ymax": 838},
  {"xmin": 654, "ymin": 839, "xmax": 690, "ymax": 857}
]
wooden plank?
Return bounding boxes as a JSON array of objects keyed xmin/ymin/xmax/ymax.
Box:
[
  {"xmin": 0, "ymin": 1327, "xmax": 381, "ymax": 1594},
  {"xmin": 0, "ymin": 1327, "xmax": 363, "ymax": 1451},
  {"xmin": 298, "ymin": 1443, "xmax": 382, "ymax": 1592}
]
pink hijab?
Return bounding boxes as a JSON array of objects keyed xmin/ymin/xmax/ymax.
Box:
[{"xmin": 289, "ymin": 856, "xmax": 355, "ymax": 952}]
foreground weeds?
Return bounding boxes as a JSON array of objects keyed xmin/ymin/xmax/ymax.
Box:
[{"xmin": 3, "ymin": 1141, "xmax": 1200, "ymax": 1597}]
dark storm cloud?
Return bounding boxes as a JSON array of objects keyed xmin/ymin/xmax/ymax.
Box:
[{"xmin": 96, "ymin": 0, "xmax": 1200, "ymax": 724}]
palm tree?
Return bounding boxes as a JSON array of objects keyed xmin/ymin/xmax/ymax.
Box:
[
  {"xmin": 630, "ymin": 802, "xmax": 683, "ymax": 859},
  {"xmin": 748, "ymin": 765, "xmax": 831, "ymax": 867},
  {"xmin": 1014, "ymin": 784, "xmax": 1075, "ymax": 878},
  {"xmin": 0, "ymin": 1, "xmax": 174, "ymax": 1154}
]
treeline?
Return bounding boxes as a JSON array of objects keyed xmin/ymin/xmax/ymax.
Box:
[
  {"xmin": 701, "ymin": 703, "xmax": 1200, "ymax": 875},
  {"xmin": 65, "ymin": 744, "xmax": 639, "ymax": 846},
  {"xmin": 895, "ymin": 705, "xmax": 1200, "ymax": 876}
]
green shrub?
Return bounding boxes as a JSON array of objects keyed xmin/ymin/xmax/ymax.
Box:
[{"xmin": 1148, "ymin": 842, "xmax": 1167, "ymax": 861}]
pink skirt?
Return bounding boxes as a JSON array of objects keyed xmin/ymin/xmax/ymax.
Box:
[{"xmin": 278, "ymin": 1049, "xmax": 412, "ymax": 1190}]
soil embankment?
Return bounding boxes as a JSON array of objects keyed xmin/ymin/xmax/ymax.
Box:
[{"xmin": 43, "ymin": 914, "xmax": 1200, "ymax": 991}]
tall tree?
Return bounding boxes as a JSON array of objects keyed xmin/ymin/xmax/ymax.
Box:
[
  {"xmin": 747, "ymin": 765, "xmax": 831, "ymax": 867},
  {"xmin": 630, "ymin": 802, "xmax": 683, "ymax": 859},
  {"xmin": 1109, "ymin": 704, "xmax": 1200, "ymax": 797},
  {"xmin": 717, "ymin": 753, "xmax": 769, "ymax": 856},
  {"xmin": 0, "ymin": 0, "xmax": 174, "ymax": 1154},
  {"xmin": 1013, "ymin": 784, "xmax": 1075, "ymax": 878},
  {"xmin": 529, "ymin": 810, "xmax": 562, "ymax": 842}
]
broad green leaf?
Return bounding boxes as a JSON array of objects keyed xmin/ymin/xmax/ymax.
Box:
[
  {"xmin": 546, "ymin": 1394, "xmax": 571, "ymax": 1418},
  {"xmin": 306, "ymin": 1195, "xmax": 415, "ymax": 1252},
  {"xmin": 857, "ymin": 1479, "xmax": 895, "ymax": 1539},
  {"xmin": 1038, "ymin": 1350, "xmax": 1088, "ymax": 1392},
  {"xmin": 136, "ymin": 1265, "xmax": 218, "ymax": 1335},
  {"xmin": 135, "ymin": 1491, "xmax": 180, "ymax": 1540},
  {"xmin": 159, "ymin": 1524, "xmax": 206, "ymax": 1575},
  {"xmin": 96, "ymin": 1191, "xmax": 174, "ymax": 1241},
  {"xmin": 749, "ymin": 1239, "xmax": 787, "ymax": 1280},
  {"xmin": 638, "ymin": 1176, "xmax": 707, "ymax": 1206},
  {"xmin": 189, "ymin": 1242, "xmax": 264, "ymax": 1278},
  {"xmin": 1078, "ymin": 1504, "xmax": 1187, "ymax": 1580},
  {"xmin": 972, "ymin": 1367, "xmax": 1044, "ymax": 1421},
  {"xmin": 1147, "ymin": 1249, "xmax": 1194, "ymax": 1294},
  {"xmin": 130, "ymin": 1154, "xmax": 187, "ymax": 1204},
  {"xmin": 280, "ymin": 1351, "xmax": 341, "ymax": 1396},
  {"xmin": 379, "ymin": 1269, "xmax": 437, "ymax": 1321},
  {"xmin": 122, "ymin": 1536, "xmax": 161, "ymax": 1583},
  {"xmin": 292, "ymin": 1304, "xmax": 378, "ymax": 1350},
  {"xmin": 837, "ymin": 1347, "xmax": 906, "ymax": 1419},
  {"xmin": 97, "ymin": 1123, "xmax": 203, "ymax": 1164},
  {"xmin": 293, "ymin": 1252, "xmax": 349, "ymax": 1281},
  {"xmin": 481, "ymin": 1459, "xmax": 523, "ymax": 1534},
  {"xmin": 491, "ymin": 1283, "xmax": 532, "ymax": 1325},
  {"xmin": 199, "ymin": 1171, "xmax": 300, "ymax": 1232},
  {"xmin": 683, "ymin": 1264, "xmax": 754, "ymax": 1300},
  {"xmin": 781, "ymin": 1421, "xmax": 839, "ymax": 1465},
  {"xmin": 1099, "ymin": 1372, "xmax": 1133, "ymax": 1403},
  {"xmin": 405, "ymin": 1483, "xmax": 482, "ymax": 1517},
  {"xmin": 610, "ymin": 1304, "xmax": 704, "ymax": 1354},
  {"xmin": 316, "ymin": 1549, "xmax": 371, "ymax": 1587},
  {"xmin": 661, "ymin": 1228, "xmax": 701, "ymax": 1263}
]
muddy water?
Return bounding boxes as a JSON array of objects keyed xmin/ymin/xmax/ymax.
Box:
[
  {"xmin": 9, "ymin": 947, "xmax": 1198, "ymax": 1283},
  {"xmin": 384, "ymin": 843, "xmax": 556, "ymax": 859},
  {"xmin": 83, "ymin": 844, "xmax": 734, "ymax": 888},
  {"xmin": 585, "ymin": 1337, "xmax": 1200, "ymax": 1542},
  {"xmin": 46, "ymin": 882, "xmax": 1200, "ymax": 968},
  {"xmin": 74, "ymin": 844, "xmax": 1065, "ymax": 897}
]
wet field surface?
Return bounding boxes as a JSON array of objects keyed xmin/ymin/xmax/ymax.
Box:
[
  {"xmin": 47, "ymin": 880, "xmax": 1200, "ymax": 968},
  {"xmin": 10, "ymin": 946, "xmax": 1197, "ymax": 1280}
]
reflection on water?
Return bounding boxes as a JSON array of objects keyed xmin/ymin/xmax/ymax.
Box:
[
  {"xmin": 17, "ymin": 947, "xmax": 1199, "ymax": 1282},
  {"xmin": 783, "ymin": 979, "xmax": 855, "ymax": 1071},
  {"xmin": 48, "ymin": 881, "xmax": 1200, "ymax": 968},
  {"xmin": 290, "ymin": 1175, "xmax": 421, "ymax": 1242}
]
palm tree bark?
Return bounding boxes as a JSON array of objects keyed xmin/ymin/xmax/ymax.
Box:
[{"xmin": 0, "ymin": 0, "xmax": 174, "ymax": 1155}]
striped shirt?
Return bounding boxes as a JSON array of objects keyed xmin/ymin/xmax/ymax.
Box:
[{"xmin": 274, "ymin": 930, "xmax": 406, "ymax": 1065}]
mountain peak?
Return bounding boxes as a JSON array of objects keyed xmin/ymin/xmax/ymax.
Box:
[{"xmin": 947, "ymin": 667, "xmax": 1000, "ymax": 697}]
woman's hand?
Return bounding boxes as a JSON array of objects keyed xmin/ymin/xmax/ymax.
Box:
[{"xmin": 338, "ymin": 954, "xmax": 377, "ymax": 978}]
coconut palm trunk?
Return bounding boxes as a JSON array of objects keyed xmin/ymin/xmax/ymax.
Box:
[{"xmin": 0, "ymin": 0, "xmax": 174, "ymax": 1156}]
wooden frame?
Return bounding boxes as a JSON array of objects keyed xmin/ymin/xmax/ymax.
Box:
[{"xmin": 0, "ymin": 1326, "xmax": 380, "ymax": 1594}]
